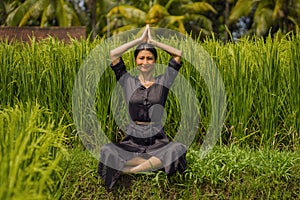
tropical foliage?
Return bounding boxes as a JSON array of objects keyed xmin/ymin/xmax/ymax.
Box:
[
  {"xmin": 228, "ymin": 0, "xmax": 300, "ymax": 36},
  {"xmin": 104, "ymin": 0, "xmax": 217, "ymax": 37},
  {"xmin": 2, "ymin": 0, "xmax": 81, "ymax": 27},
  {"xmin": 1, "ymin": 0, "xmax": 299, "ymax": 39}
]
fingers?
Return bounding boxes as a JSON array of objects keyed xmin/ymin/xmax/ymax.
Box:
[
  {"xmin": 146, "ymin": 25, "xmax": 155, "ymax": 44},
  {"xmin": 143, "ymin": 24, "xmax": 149, "ymax": 34},
  {"xmin": 147, "ymin": 26, "xmax": 152, "ymax": 41},
  {"xmin": 140, "ymin": 24, "xmax": 155, "ymax": 44},
  {"xmin": 140, "ymin": 25, "xmax": 149, "ymax": 43}
]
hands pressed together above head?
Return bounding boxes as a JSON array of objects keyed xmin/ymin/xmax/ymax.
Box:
[{"xmin": 110, "ymin": 24, "xmax": 182, "ymax": 65}]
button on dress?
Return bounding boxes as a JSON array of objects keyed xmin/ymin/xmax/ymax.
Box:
[{"xmin": 98, "ymin": 57, "xmax": 187, "ymax": 188}]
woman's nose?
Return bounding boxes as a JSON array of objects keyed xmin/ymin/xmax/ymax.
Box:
[{"xmin": 142, "ymin": 59, "xmax": 149, "ymax": 64}]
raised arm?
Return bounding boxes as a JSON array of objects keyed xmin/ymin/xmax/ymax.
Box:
[
  {"xmin": 110, "ymin": 25, "xmax": 149, "ymax": 66},
  {"xmin": 147, "ymin": 26, "xmax": 182, "ymax": 63}
]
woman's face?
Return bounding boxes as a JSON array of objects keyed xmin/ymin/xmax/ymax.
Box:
[{"xmin": 135, "ymin": 50, "xmax": 156, "ymax": 73}]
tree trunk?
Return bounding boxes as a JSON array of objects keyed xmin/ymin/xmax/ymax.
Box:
[
  {"xmin": 224, "ymin": 0, "xmax": 230, "ymax": 40},
  {"xmin": 88, "ymin": 0, "xmax": 96, "ymax": 39}
]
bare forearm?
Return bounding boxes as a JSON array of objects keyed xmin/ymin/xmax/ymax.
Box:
[
  {"xmin": 110, "ymin": 25, "xmax": 149, "ymax": 65},
  {"xmin": 148, "ymin": 39, "xmax": 182, "ymax": 63},
  {"xmin": 110, "ymin": 38, "xmax": 142, "ymax": 64}
]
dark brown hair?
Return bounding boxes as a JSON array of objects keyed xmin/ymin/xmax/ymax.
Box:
[{"xmin": 134, "ymin": 43, "xmax": 157, "ymax": 60}]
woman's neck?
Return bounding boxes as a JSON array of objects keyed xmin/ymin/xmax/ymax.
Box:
[
  {"xmin": 139, "ymin": 72, "xmax": 154, "ymax": 83},
  {"xmin": 138, "ymin": 72, "xmax": 155, "ymax": 88}
]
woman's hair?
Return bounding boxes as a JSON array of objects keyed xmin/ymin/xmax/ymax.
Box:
[{"xmin": 134, "ymin": 43, "xmax": 157, "ymax": 60}]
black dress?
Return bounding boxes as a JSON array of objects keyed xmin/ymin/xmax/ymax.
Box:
[{"xmin": 98, "ymin": 57, "xmax": 187, "ymax": 188}]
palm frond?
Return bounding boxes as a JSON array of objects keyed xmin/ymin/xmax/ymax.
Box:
[
  {"xmin": 288, "ymin": 0, "xmax": 300, "ymax": 24},
  {"xmin": 228, "ymin": 0, "xmax": 253, "ymax": 24},
  {"xmin": 159, "ymin": 15, "xmax": 185, "ymax": 33},
  {"xmin": 6, "ymin": 0, "xmax": 36, "ymax": 26},
  {"xmin": 185, "ymin": 14, "xmax": 214, "ymax": 34},
  {"xmin": 272, "ymin": 0, "xmax": 284, "ymax": 20},
  {"xmin": 287, "ymin": 16, "xmax": 299, "ymax": 27},
  {"xmin": 181, "ymin": 2, "xmax": 217, "ymax": 14},
  {"xmin": 40, "ymin": 3, "xmax": 55, "ymax": 27},
  {"xmin": 107, "ymin": 5, "xmax": 146, "ymax": 24},
  {"xmin": 19, "ymin": 0, "xmax": 47, "ymax": 27},
  {"xmin": 67, "ymin": 3, "xmax": 81, "ymax": 26},
  {"xmin": 253, "ymin": 7, "xmax": 273, "ymax": 36},
  {"xmin": 55, "ymin": 0, "xmax": 68, "ymax": 26},
  {"xmin": 146, "ymin": 4, "xmax": 170, "ymax": 24},
  {"xmin": 55, "ymin": 0, "xmax": 79, "ymax": 26},
  {"xmin": 114, "ymin": 24, "xmax": 139, "ymax": 33}
]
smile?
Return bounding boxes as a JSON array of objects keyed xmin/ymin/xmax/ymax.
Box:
[{"xmin": 138, "ymin": 64, "xmax": 154, "ymax": 69}]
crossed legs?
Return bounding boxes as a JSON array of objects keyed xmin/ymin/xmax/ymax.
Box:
[{"xmin": 122, "ymin": 155, "xmax": 163, "ymax": 173}]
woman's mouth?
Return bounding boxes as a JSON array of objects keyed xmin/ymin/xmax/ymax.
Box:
[{"xmin": 138, "ymin": 64, "xmax": 154, "ymax": 69}]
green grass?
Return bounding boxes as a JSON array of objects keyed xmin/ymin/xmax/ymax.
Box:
[
  {"xmin": 201, "ymin": 34, "xmax": 300, "ymax": 149},
  {"xmin": 1, "ymin": 34, "xmax": 299, "ymax": 148},
  {"xmin": 1, "ymin": 102, "xmax": 298, "ymax": 199},
  {"xmin": 0, "ymin": 34, "xmax": 299, "ymax": 199},
  {"xmin": 0, "ymin": 103, "xmax": 69, "ymax": 200},
  {"xmin": 61, "ymin": 146, "xmax": 300, "ymax": 199}
]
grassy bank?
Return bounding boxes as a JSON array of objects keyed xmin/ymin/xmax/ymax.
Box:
[
  {"xmin": 1, "ymin": 35, "xmax": 299, "ymax": 148},
  {"xmin": 0, "ymin": 104, "xmax": 68, "ymax": 199},
  {"xmin": 0, "ymin": 34, "xmax": 299, "ymax": 199},
  {"xmin": 62, "ymin": 146, "xmax": 300, "ymax": 199}
]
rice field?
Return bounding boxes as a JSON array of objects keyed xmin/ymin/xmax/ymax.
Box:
[{"xmin": 0, "ymin": 33, "xmax": 299, "ymax": 199}]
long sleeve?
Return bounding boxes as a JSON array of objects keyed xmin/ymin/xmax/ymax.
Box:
[
  {"xmin": 110, "ymin": 57, "xmax": 127, "ymax": 82},
  {"xmin": 162, "ymin": 57, "xmax": 183, "ymax": 88}
]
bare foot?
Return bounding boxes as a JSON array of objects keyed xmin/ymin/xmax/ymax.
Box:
[{"xmin": 122, "ymin": 166, "xmax": 135, "ymax": 173}]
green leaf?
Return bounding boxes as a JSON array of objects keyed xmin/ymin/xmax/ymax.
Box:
[
  {"xmin": 228, "ymin": 0, "xmax": 253, "ymax": 24},
  {"xmin": 185, "ymin": 14, "xmax": 214, "ymax": 32},
  {"xmin": 287, "ymin": 16, "xmax": 299, "ymax": 27},
  {"xmin": 112, "ymin": 24, "xmax": 139, "ymax": 34},
  {"xmin": 55, "ymin": 0, "xmax": 73, "ymax": 26},
  {"xmin": 254, "ymin": 8, "xmax": 273, "ymax": 36},
  {"xmin": 19, "ymin": 0, "xmax": 48, "ymax": 27},
  {"xmin": 41, "ymin": 3, "xmax": 55, "ymax": 27},
  {"xmin": 272, "ymin": 0, "xmax": 285, "ymax": 20},
  {"xmin": 159, "ymin": 15, "xmax": 186, "ymax": 33},
  {"xmin": 6, "ymin": 0, "xmax": 36, "ymax": 26},
  {"xmin": 182, "ymin": 2, "xmax": 217, "ymax": 14},
  {"xmin": 146, "ymin": 4, "xmax": 170, "ymax": 24},
  {"xmin": 107, "ymin": 5, "xmax": 146, "ymax": 24}
]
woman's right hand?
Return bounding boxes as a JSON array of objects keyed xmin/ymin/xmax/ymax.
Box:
[
  {"xmin": 139, "ymin": 24, "xmax": 149, "ymax": 43},
  {"xmin": 110, "ymin": 25, "xmax": 149, "ymax": 65},
  {"xmin": 146, "ymin": 25, "xmax": 182, "ymax": 62}
]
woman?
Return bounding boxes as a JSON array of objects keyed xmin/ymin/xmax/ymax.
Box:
[{"xmin": 98, "ymin": 25, "xmax": 187, "ymax": 189}]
